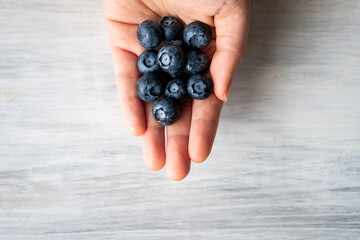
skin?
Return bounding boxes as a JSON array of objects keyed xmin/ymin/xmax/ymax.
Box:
[{"xmin": 103, "ymin": 0, "xmax": 250, "ymax": 181}]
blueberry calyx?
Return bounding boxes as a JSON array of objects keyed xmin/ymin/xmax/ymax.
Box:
[{"xmin": 164, "ymin": 79, "xmax": 188, "ymax": 104}]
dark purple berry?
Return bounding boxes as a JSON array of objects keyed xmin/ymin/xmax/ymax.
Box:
[
  {"xmin": 187, "ymin": 74, "xmax": 213, "ymax": 100},
  {"xmin": 159, "ymin": 16, "xmax": 182, "ymax": 41},
  {"xmin": 152, "ymin": 98, "xmax": 179, "ymax": 126},
  {"xmin": 137, "ymin": 20, "xmax": 162, "ymax": 49},
  {"xmin": 136, "ymin": 73, "xmax": 164, "ymax": 102},
  {"xmin": 157, "ymin": 45, "xmax": 185, "ymax": 76},
  {"xmin": 183, "ymin": 21, "xmax": 212, "ymax": 48},
  {"xmin": 137, "ymin": 50, "xmax": 161, "ymax": 74},
  {"xmin": 165, "ymin": 79, "xmax": 189, "ymax": 104},
  {"xmin": 185, "ymin": 49, "xmax": 209, "ymax": 75}
]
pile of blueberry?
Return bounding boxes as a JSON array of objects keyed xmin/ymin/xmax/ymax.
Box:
[{"xmin": 136, "ymin": 17, "xmax": 213, "ymax": 126}]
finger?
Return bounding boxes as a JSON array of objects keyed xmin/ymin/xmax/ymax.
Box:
[
  {"xmin": 112, "ymin": 46, "xmax": 145, "ymax": 136},
  {"xmin": 106, "ymin": 20, "xmax": 144, "ymax": 56},
  {"xmin": 165, "ymin": 100, "xmax": 192, "ymax": 181},
  {"xmin": 103, "ymin": 0, "xmax": 160, "ymax": 25},
  {"xmin": 211, "ymin": 0, "xmax": 250, "ymax": 101},
  {"xmin": 189, "ymin": 94, "xmax": 223, "ymax": 163},
  {"xmin": 142, "ymin": 103, "xmax": 165, "ymax": 171}
]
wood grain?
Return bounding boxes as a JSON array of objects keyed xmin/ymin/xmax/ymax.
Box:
[{"xmin": 1, "ymin": 0, "xmax": 360, "ymax": 239}]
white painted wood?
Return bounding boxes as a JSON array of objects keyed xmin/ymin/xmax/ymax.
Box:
[{"xmin": 1, "ymin": 0, "xmax": 360, "ymax": 239}]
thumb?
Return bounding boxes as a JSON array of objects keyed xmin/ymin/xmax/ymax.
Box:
[{"xmin": 210, "ymin": 0, "xmax": 250, "ymax": 101}]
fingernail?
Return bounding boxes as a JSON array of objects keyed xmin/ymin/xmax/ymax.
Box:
[{"xmin": 223, "ymin": 78, "xmax": 233, "ymax": 102}]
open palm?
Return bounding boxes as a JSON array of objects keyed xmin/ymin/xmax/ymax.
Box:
[{"xmin": 103, "ymin": 0, "xmax": 249, "ymax": 180}]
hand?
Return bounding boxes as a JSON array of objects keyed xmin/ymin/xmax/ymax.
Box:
[{"xmin": 103, "ymin": 0, "xmax": 250, "ymax": 180}]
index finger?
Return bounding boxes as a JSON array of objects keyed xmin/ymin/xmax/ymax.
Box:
[{"xmin": 111, "ymin": 46, "xmax": 145, "ymax": 136}]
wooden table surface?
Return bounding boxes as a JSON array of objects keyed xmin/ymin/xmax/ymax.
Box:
[{"xmin": 1, "ymin": 0, "xmax": 360, "ymax": 239}]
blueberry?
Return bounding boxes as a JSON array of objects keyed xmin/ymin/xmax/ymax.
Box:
[
  {"xmin": 183, "ymin": 21, "xmax": 212, "ymax": 48},
  {"xmin": 168, "ymin": 69, "xmax": 184, "ymax": 79},
  {"xmin": 167, "ymin": 39, "xmax": 191, "ymax": 54},
  {"xmin": 137, "ymin": 50, "xmax": 160, "ymax": 74},
  {"xmin": 185, "ymin": 49, "xmax": 209, "ymax": 75},
  {"xmin": 165, "ymin": 79, "xmax": 189, "ymax": 104},
  {"xmin": 152, "ymin": 98, "xmax": 179, "ymax": 126},
  {"xmin": 157, "ymin": 45, "xmax": 185, "ymax": 76},
  {"xmin": 159, "ymin": 16, "xmax": 182, "ymax": 41},
  {"xmin": 137, "ymin": 20, "xmax": 162, "ymax": 49},
  {"xmin": 167, "ymin": 39, "xmax": 185, "ymax": 48},
  {"xmin": 136, "ymin": 73, "xmax": 164, "ymax": 102},
  {"xmin": 187, "ymin": 74, "xmax": 213, "ymax": 100}
]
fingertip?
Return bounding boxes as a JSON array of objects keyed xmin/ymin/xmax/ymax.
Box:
[
  {"xmin": 142, "ymin": 132, "xmax": 166, "ymax": 171},
  {"xmin": 212, "ymin": 83, "xmax": 226, "ymax": 102},
  {"xmin": 223, "ymin": 94, "xmax": 228, "ymax": 102},
  {"xmin": 125, "ymin": 113, "xmax": 146, "ymax": 136},
  {"xmin": 128, "ymin": 125, "xmax": 146, "ymax": 136},
  {"xmin": 166, "ymin": 167, "xmax": 190, "ymax": 181},
  {"xmin": 144, "ymin": 158, "xmax": 165, "ymax": 171},
  {"xmin": 223, "ymin": 77, "xmax": 234, "ymax": 102},
  {"xmin": 165, "ymin": 136, "xmax": 191, "ymax": 182},
  {"xmin": 189, "ymin": 151, "xmax": 209, "ymax": 164},
  {"xmin": 188, "ymin": 132, "xmax": 212, "ymax": 163},
  {"xmin": 210, "ymin": 51, "xmax": 235, "ymax": 102},
  {"xmin": 212, "ymin": 89, "xmax": 227, "ymax": 102},
  {"xmin": 121, "ymin": 97, "xmax": 146, "ymax": 136}
]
